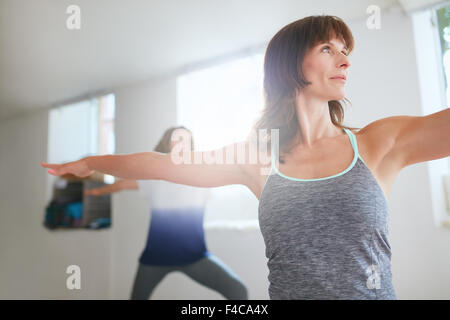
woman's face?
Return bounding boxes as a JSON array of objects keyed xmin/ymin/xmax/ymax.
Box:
[{"xmin": 300, "ymin": 37, "xmax": 351, "ymax": 101}]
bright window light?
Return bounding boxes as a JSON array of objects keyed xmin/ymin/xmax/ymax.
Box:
[
  {"xmin": 177, "ymin": 53, "xmax": 264, "ymax": 150},
  {"xmin": 48, "ymin": 99, "xmax": 98, "ymax": 164}
]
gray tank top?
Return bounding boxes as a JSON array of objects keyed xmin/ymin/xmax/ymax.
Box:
[{"xmin": 258, "ymin": 128, "xmax": 397, "ymax": 300}]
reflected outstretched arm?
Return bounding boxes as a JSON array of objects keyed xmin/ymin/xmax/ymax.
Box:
[{"xmin": 84, "ymin": 179, "xmax": 139, "ymax": 197}]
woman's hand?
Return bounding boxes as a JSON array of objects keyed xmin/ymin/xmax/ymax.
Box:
[
  {"xmin": 84, "ymin": 180, "xmax": 138, "ymax": 197},
  {"xmin": 40, "ymin": 159, "xmax": 94, "ymax": 178},
  {"xmin": 84, "ymin": 189, "xmax": 102, "ymax": 197}
]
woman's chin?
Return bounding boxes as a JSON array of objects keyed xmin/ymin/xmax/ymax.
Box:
[{"xmin": 331, "ymin": 92, "xmax": 346, "ymax": 101}]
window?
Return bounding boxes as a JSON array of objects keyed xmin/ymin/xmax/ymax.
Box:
[
  {"xmin": 47, "ymin": 93, "xmax": 115, "ymax": 175},
  {"xmin": 177, "ymin": 54, "xmax": 264, "ymax": 150},
  {"xmin": 177, "ymin": 52, "xmax": 264, "ymax": 226},
  {"xmin": 45, "ymin": 93, "xmax": 116, "ymax": 229},
  {"xmin": 412, "ymin": 3, "xmax": 450, "ymax": 226},
  {"xmin": 435, "ymin": 5, "xmax": 450, "ymax": 173},
  {"xmin": 48, "ymin": 99, "xmax": 98, "ymax": 164},
  {"xmin": 436, "ymin": 5, "xmax": 450, "ymax": 105},
  {"xmin": 435, "ymin": 4, "xmax": 450, "ymax": 217},
  {"xmin": 97, "ymin": 94, "xmax": 116, "ymax": 183}
]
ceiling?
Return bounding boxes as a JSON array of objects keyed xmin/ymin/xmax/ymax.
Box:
[{"xmin": 0, "ymin": 0, "xmax": 404, "ymax": 121}]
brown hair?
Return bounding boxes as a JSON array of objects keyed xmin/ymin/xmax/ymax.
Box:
[
  {"xmin": 252, "ymin": 15, "xmax": 360, "ymax": 163},
  {"xmin": 154, "ymin": 126, "xmax": 194, "ymax": 153}
]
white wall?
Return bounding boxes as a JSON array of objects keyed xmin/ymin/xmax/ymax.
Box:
[{"xmin": 1, "ymin": 6, "xmax": 449, "ymax": 300}]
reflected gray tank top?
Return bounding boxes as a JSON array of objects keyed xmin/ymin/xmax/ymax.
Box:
[{"xmin": 258, "ymin": 128, "xmax": 396, "ymax": 300}]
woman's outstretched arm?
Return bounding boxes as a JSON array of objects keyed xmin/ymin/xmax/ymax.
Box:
[{"xmin": 41, "ymin": 141, "xmax": 258, "ymax": 190}]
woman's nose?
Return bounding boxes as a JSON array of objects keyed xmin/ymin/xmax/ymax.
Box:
[{"xmin": 338, "ymin": 54, "xmax": 351, "ymax": 69}]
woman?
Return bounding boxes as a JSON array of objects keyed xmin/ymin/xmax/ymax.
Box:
[
  {"xmin": 85, "ymin": 126, "xmax": 248, "ymax": 300},
  {"xmin": 41, "ymin": 15, "xmax": 450, "ymax": 299}
]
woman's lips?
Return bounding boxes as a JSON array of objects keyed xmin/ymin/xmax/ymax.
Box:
[{"xmin": 330, "ymin": 77, "xmax": 346, "ymax": 82}]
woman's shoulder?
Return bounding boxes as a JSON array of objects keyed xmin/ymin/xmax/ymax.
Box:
[{"xmin": 349, "ymin": 121, "xmax": 393, "ymax": 168}]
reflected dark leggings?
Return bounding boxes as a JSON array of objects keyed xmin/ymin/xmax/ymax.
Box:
[{"xmin": 130, "ymin": 254, "xmax": 248, "ymax": 300}]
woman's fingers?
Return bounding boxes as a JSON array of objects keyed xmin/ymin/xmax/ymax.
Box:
[
  {"xmin": 40, "ymin": 162, "xmax": 64, "ymax": 176},
  {"xmin": 85, "ymin": 189, "xmax": 101, "ymax": 196},
  {"xmin": 41, "ymin": 159, "xmax": 93, "ymax": 178},
  {"xmin": 40, "ymin": 162, "xmax": 59, "ymax": 171}
]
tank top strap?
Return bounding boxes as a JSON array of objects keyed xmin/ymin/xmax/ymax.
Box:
[{"xmin": 343, "ymin": 128, "xmax": 360, "ymax": 159}]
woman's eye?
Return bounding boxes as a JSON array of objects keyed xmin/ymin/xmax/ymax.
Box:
[{"xmin": 321, "ymin": 46, "xmax": 348, "ymax": 56}]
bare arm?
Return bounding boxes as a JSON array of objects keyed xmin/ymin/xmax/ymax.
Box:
[
  {"xmin": 41, "ymin": 141, "xmax": 257, "ymax": 189},
  {"xmin": 84, "ymin": 179, "xmax": 139, "ymax": 196},
  {"xmin": 361, "ymin": 108, "xmax": 450, "ymax": 170}
]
